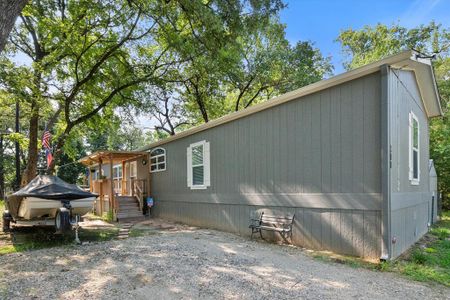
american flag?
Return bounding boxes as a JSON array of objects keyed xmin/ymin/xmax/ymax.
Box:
[
  {"xmin": 42, "ymin": 128, "xmax": 51, "ymax": 150},
  {"xmin": 45, "ymin": 149, "xmax": 53, "ymax": 167},
  {"xmin": 42, "ymin": 128, "xmax": 53, "ymax": 166}
]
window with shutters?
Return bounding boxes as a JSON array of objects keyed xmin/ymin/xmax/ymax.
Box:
[
  {"xmin": 187, "ymin": 140, "xmax": 210, "ymax": 189},
  {"xmin": 150, "ymin": 147, "xmax": 166, "ymax": 172},
  {"xmin": 409, "ymin": 112, "xmax": 420, "ymax": 185}
]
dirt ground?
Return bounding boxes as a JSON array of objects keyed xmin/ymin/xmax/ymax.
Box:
[{"xmin": 0, "ymin": 218, "xmax": 449, "ymax": 300}]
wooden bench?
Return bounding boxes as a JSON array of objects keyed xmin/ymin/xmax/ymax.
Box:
[{"xmin": 249, "ymin": 211, "xmax": 295, "ymax": 243}]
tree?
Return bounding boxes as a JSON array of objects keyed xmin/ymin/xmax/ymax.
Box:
[
  {"xmin": 1, "ymin": 0, "xmax": 175, "ymax": 180},
  {"xmin": 145, "ymin": 5, "xmax": 331, "ymax": 127},
  {"xmin": 147, "ymin": 0, "xmax": 289, "ymax": 124},
  {"xmin": 0, "ymin": 91, "xmax": 29, "ymax": 194},
  {"xmin": 337, "ymin": 22, "xmax": 450, "ymax": 208},
  {"xmin": 2, "ymin": 0, "xmax": 327, "ymax": 182},
  {"xmin": 2, "ymin": 0, "xmax": 288, "ymax": 181},
  {"xmin": 140, "ymin": 85, "xmax": 191, "ymax": 136},
  {"xmin": 337, "ymin": 22, "xmax": 447, "ymax": 70},
  {"xmin": 0, "ymin": 0, "xmax": 29, "ymax": 52}
]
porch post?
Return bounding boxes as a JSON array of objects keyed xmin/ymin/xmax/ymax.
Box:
[
  {"xmin": 99, "ymin": 158, "xmax": 103, "ymax": 215},
  {"xmin": 121, "ymin": 160, "xmax": 126, "ymax": 195},
  {"xmin": 109, "ymin": 153, "xmax": 114, "ymax": 218},
  {"xmin": 147, "ymin": 154, "xmax": 151, "ymax": 198},
  {"xmin": 89, "ymin": 168, "xmax": 92, "ymax": 192}
]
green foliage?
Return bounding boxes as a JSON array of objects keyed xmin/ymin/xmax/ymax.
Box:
[
  {"xmin": 410, "ymin": 250, "xmax": 428, "ymax": 264},
  {"xmin": 143, "ymin": 2, "xmax": 332, "ymax": 128},
  {"xmin": 102, "ymin": 211, "xmax": 115, "ymax": 222},
  {"xmin": 337, "ymin": 22, "xmax": 446, "ymax": 70},
  {"xmin": 382, "ymin": 213, "xmax": 450, "ymax": 286},
  {"xmin": 337, "ymin": 22, "xmax": 450, "ymax": 204}
]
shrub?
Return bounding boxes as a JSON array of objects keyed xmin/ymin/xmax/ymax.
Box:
[
  {"xmin": 431, "ymin": 228, "xmax": 450, "ymax": 240},
  {"xmin": 410, "ymin": 250, "xmax": 428, "ymax": 265}
]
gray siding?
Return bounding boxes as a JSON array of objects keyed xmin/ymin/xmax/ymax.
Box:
[
  {"xmin": 388, "ymin": 69, "xmax": 432, "ymax": 258},
  {"xmin": 151, "ymin": 72, "xmax": 383, "ymax": 258}
]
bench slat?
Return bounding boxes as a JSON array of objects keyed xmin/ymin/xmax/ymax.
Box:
[{"xmin": 257, "ymin": 226, "xmax": 289, "ymax": 232}]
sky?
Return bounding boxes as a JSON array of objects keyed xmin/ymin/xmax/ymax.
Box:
[{"xmin": 280, "ymin": 0, "xmax": 450, "ymax": 74}]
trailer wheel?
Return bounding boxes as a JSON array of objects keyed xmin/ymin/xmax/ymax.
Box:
[
  {"xmin": 55, "ymin": 207, "xmax": 71, "ymax": 233},
  {"xmin": 2, "ymin": 210, "xmax": 12, "ymax": 232}
]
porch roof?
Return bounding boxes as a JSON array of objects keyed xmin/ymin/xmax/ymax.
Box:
[{"xmin": 78, "ymin": 150, "xmax": 148, "ymax": 166}]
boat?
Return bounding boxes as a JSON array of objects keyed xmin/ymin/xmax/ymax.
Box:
[
  {"xmin": 17, "ymin": 196, "xmax": 96, "ymax": 219},
  {"xmin": 3, "ymin": 175, "xmax": 97, "ymax": 232}
]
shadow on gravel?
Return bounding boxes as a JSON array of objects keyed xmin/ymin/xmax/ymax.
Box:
[{"xmin": 0, "ymin": 223, "xmax": 119, "ymax": 255}]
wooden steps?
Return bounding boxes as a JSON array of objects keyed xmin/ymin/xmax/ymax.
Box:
[
  {"xmin": 116, "ymin": 195, "xmax": 146, "ymax": 223},
  {"xmin": 117, "ymin": 223, "xmax": 133, "ymax": 239}
]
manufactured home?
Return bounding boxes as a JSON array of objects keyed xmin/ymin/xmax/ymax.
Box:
[{"xmin": 80, "ymin": 50, "xmax": 442, "ymax": 260}]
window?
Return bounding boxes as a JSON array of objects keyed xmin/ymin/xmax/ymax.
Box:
[
  {"xmin": 187, "ymin": 140, "xmax": 210, "ymax": 189},
  {"xmin": 409, "ymin": 112, "xmax": 420, "ymax": 185},
  {"xmin": 130, "ymin": 161, "xmax": 137, "ymax": 178},
  {"xmin": 150, "ymin": 147, "xmax": 166, "ymax": 172},
  {"xmin": 113, "ymin": 165, "xmax": 123, "ymax": 179},
  {"xmin": 113, "ymin": 165, "xmax": 123, "ymax": 193}
]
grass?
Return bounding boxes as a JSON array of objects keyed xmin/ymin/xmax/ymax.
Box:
[
  {"xmin": 0, "ymin": 198, "xmax": 119, "ymax": 255},
  {"xmin": 308, "ymin": 211, "xmax": 450, "ymax": 287},
  {"xmin": 385, "ymin": 211, "xmax": 450, "ymax": 286},
  {"xmin": 0, "ymin": 226, "xmax": 119, "ymax": 255}
]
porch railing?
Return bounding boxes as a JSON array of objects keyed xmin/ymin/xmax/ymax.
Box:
[{"xmin": 132, "ymin": 178, "xmax": 146, "ymax": 211}]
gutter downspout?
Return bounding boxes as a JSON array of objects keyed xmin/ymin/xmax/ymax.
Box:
[{"xmin": 380, "ymin": 64, "xmax": 392, "ymax": 260}]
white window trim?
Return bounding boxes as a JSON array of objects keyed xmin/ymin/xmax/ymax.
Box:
[
  {"xmin": 409, "ymin": 111, "xmax": 420, "ymax": 185},
  {"xmin": 130, "ymin": 161, "xmax": 137, "ymax": 178},
  {"xmin": 187, "ymin": 140, "xmax": 210, "ymax": 190},
  {"xmin": 149, "ymin": 147, "xmax": 166, "ymax": 173},
  {"xmin": 113, "ymin": 164, "xmax": 123, "ymax": 192},
  {"xmin": 113, "ymin": 164, "xmax": 123, "ymax": 180}
]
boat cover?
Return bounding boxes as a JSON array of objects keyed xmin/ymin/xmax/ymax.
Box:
[{"xmin": 6, "ymin": 175, "xmax": 97, "ymax": 217}]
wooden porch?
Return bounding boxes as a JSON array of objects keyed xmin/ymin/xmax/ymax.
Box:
[{"xmin": 79, "ymin": 150, "xmax": 150, "ymax": 221}]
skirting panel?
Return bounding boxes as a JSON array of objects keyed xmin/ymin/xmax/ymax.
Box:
[{"xmin": 153, "ymin": 200, "xmax": 382, "ymax": 259}]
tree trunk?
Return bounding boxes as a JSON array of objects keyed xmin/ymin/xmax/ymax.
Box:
[
  {"xmin": 0, "ymin": 0, "xmax": 29, "ymax": 53},
  {"xmin": 21, "ymin": 103, "xmax": 39, "ymax": 185},
  {"xmin": 0, "ymin": 135, "xmax": 4, "ymax": 199},
  {"xmin": 47, "ymin": 125, "xmax": 72, "ymax": 175},
  {"xmin": 14, "ymin": 100, "xmax": 21, "ymax": 190}
]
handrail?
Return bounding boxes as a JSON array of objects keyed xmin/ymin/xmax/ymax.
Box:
[{"xmin": 132, "ymin": 179, "xmax": 144, "ymax": 211}]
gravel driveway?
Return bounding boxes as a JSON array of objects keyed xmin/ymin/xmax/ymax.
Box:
[{"xmin": 0, "ymin": 219, "xmax": 448, "ymax": 300}]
